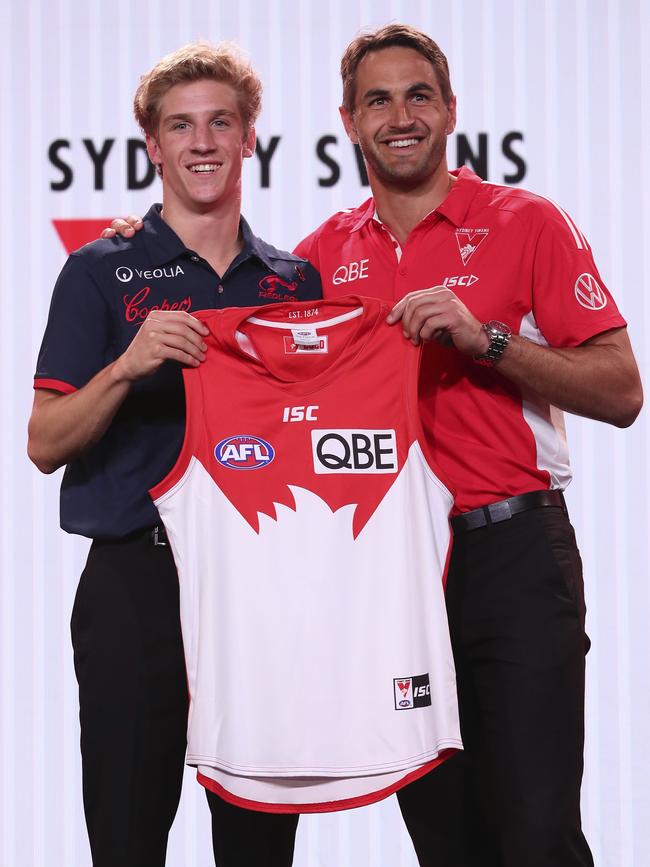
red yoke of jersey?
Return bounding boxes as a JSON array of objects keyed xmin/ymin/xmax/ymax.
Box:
[{"xmin": 153, "ymin": 295, "xmax": 454, "ymax": 531}]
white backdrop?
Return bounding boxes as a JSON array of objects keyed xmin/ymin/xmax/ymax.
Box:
[{"xmin": 1, "ymin": 0, "xmax": 649, "ymax": 865}]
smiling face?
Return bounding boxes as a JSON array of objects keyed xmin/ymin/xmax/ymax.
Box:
[
  {"xmin": 146, "ymin": 78, "xmax": 255, "ymax": 217},
  {"xmin": 340, "ymin": 46, "xmax": 456, "ymax": 193}
]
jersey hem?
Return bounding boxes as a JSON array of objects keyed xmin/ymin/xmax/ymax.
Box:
[
  {"xmin": 196, "ymin": 748, "xmax": 457, "ymax": 814},
  {"xmin": 188, "ymin": 738, "xmax": 462, "ymax": 776}
]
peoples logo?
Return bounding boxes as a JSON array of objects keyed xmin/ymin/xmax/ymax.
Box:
[
  {"xmin": 574, "ymin": 273, "xmax": 607, "ymax": 311},
  {"xmin": 214, "ymin": 435, "xmax": 275, "ymax": 470}
]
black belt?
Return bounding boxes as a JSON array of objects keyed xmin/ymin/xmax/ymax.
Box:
[{"xmin": 451, "ymin": 490, "xmax": 566, "ymax": 534}]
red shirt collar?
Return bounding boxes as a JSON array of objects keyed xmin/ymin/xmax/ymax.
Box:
[{"xmin": 350, "ymin": 166, "xmax": 483, "ymax": 233}]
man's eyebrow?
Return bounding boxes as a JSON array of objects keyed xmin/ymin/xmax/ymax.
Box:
[
  {"xmin": 162, "ymin": 108, "xmax": 237, "ymax": 123},
  {"xmin": 406, "ymin": 82, "xmax": 437, "ymax": 94},
  {"xmin": 361, "ymin": 82, "xmax": 438, "ymax": 101}
]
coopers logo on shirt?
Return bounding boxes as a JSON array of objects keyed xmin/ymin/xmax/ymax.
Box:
[
  {"xmin": 215, "ymin": 435, "xmax": 275, "ymax": 470},
  {"xmin": 311, "ymin": 429, "xmax": 397, "ymax": 474},
  {"xmin": 116, "ymin": 264, "xmax": 185, "ymax": 283},
  {"xmin": 123, "ymin": 286, "xmax": 192, "ymax": 323}
]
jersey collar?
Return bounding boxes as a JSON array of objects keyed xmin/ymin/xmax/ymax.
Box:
[
  {"xmin": 140, "ymin": 204, "xmax": 279, "ymax": 274},
  {"xmin": 350, "ymin": 166, "xmax": 483, "ymax": 233}
]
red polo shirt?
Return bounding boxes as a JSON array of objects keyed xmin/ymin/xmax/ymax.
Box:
[{"xmin": 295, "ymin": 168, "xmax": 626, "ymax": 512}]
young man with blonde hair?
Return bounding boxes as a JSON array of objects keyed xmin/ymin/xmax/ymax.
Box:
[{"xmin": 29, "ymin": 42, "xmax": 320, "ymax": 867}]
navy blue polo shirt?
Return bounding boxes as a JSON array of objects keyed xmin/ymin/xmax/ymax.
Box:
[{"xmin": 35, "ymin": 204, "xmax": 322, "ymax": 539}]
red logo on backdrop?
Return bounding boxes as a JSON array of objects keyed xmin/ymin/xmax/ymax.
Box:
[
  {"xmin": 258, "ymin": 275, "xmax": 298, "ymax": 302},
  {"xmin": 123, "ymin": 286, "xmax": 192, "ymax": 323},
  {"xmin": 52, "ymin": 219, "xmax": 116, "ymax": 254}
]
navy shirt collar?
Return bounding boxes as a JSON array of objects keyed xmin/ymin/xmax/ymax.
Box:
[{"xmin": 141, "ymin": 203, "xmax": 278, "ymax": 274}]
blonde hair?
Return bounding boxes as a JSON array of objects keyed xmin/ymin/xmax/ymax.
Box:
[{"xmin": 134, "ymin": 41, "xmax": 262, "ymax": 135}]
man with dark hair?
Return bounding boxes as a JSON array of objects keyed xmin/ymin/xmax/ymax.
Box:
[
  {"xmin": 29, "ymin": 42, "xmax": 320, "ymax": 867},
  {"xmin": 295, "ymin": 21, "xmax": 642, "ymax": 867}
]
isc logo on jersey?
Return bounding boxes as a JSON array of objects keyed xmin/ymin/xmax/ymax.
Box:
[
  {"xmin": 393, "ymin": 674, "xmax": 432, "ymax": 711},
  {"xmin": 214, "ymin": 435, "xmax": 275, "ymax": 470},
  {"xmin": 311, "ymin": 429, "xmax": 397, "ymax": 474}
]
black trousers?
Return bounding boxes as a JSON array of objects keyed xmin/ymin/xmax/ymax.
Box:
[
  {"xmin": 71, "ymin": 532, "xmax": 301, "ymax": 867},
  {"xmin": 71, "ymin": 533, "xmax": 189, "ymax": 867},
  {"xmin": 397, "ymin": 505, "xmax": 594, "ymax": 867}
]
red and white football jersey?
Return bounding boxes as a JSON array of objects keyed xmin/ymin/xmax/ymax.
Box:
[{"xmin": 150, "ymin": 296, "xmax": 461, "ymax": 813}]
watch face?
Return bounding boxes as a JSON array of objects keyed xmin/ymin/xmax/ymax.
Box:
[{"xmin": 486, "ymin": 319, "xmax": 512, "ymax": 337}]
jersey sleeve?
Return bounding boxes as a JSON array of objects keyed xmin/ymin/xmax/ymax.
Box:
[
  {"xmin": 530, "ymin": 204, "xmax": 626, "ymax": 347},
  {"xmin": 34, "ymin": 253, "xmax": 112, "ymax": 393}
]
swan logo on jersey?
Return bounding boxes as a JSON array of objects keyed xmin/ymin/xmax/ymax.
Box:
[
  {"xmin": 214, "ymin": 435, "xmax": 275, "ymax": 470},
  {"xmin": 574, "ymin": 273, "xmax": 607, "ymax": 311},
  {"xmin": 455, "ymin": 228, "xmax": 488, "ymax": 265},
  {"xmin": 311, "ymin": 429, "xmax": 397, "ymax": 474},
  {"xmin": 393, "ymin": 674, "xmax": 432, "ymax": 710}
]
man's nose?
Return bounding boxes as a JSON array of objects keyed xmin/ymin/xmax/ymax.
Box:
[
  {"xmin": 389, "ymin": 99, "xmax": 415, "ymax": 128},
  {"xmin": 191, "ymin": 125, "xmax": 216, "ymax": 150}
]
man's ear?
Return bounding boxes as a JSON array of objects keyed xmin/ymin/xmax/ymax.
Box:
[
  {"xmin": 145, "ymin": 133, "xmax": 162, "ymax": 168},
  {"xmin": 339, "ymin": 105, "xmax": 359, "ymax": 145},
  {"xmin": 243, "ymin": 126, "xmax": 256, "ymax": 159},
  {"xmin": 446, "ymin": 96, "xmax": 457, "ymax": 136}
]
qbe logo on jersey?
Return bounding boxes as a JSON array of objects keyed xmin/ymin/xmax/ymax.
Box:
[
  {"xmin": 393, "ymin": 674, "xmax": 432, "ymax": 710},
  {"xmin": 311, "ymin": 429, "xmax": 397, "ymax": 474},
  {"xmin": 214, "ymin": 435, "xmax": 275, "ymax": 470}
]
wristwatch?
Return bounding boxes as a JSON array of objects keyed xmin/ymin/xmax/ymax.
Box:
[{"xmin": 474, "ymin": 320, "xmax": 512, "ymax": 366}]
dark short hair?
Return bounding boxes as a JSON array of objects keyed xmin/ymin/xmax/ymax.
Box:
[{"xmin": 341, "ymin": 24, "xmax": 454, "ymax": 113}]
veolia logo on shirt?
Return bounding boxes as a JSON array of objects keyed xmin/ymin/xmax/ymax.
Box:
[
  {"xmin": 311, "ymin": 429, "xmax": 397, "ymax": 474},
  {"xmin": 214, "ymin": 435, "xmax": 275, "ymax": 470},
  {"xmin": 115, "ymin": 264, "xmax": 185, "ymax": 283}
]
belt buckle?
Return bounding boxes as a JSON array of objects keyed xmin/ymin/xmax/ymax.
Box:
[{"xmin": 488, "ymin": 500, "xmax": 512, "ymax": 523}]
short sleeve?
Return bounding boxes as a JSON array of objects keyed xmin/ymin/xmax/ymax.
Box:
[
  {"xmin": 34, "ymin": 253, "xmax": 112, "ymax": 393},
  {"xmin": 531, "ymin": 205, "xmax": 626, "ymax": 347}
]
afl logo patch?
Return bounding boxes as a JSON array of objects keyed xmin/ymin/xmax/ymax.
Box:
[{"xmin": 214, "ymin": 435, "xmax": 275, "ymax": 470}]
